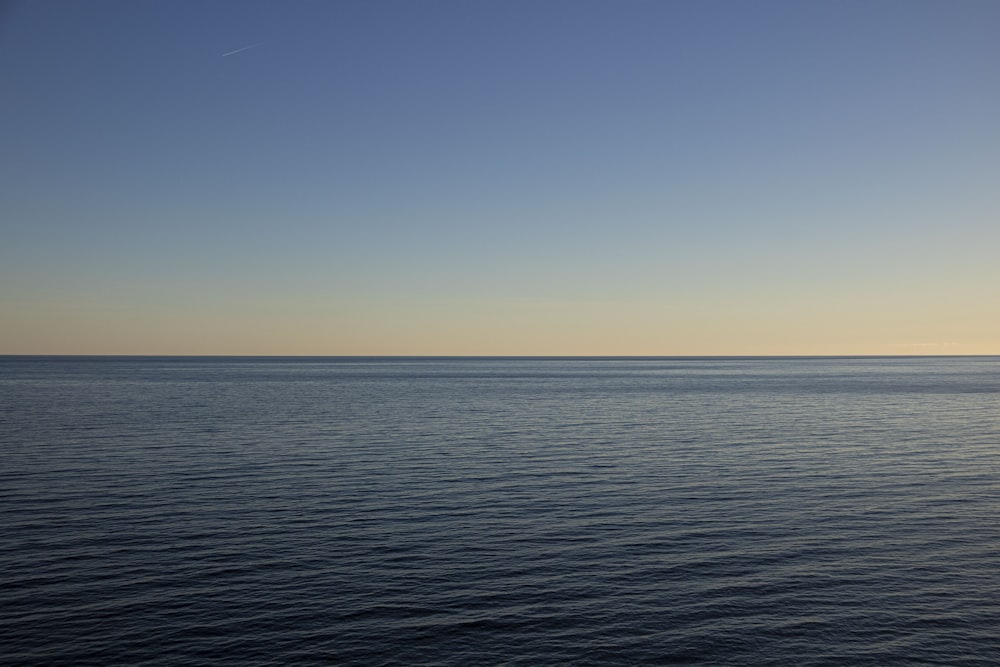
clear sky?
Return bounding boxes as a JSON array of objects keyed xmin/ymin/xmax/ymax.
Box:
[{"xmin": 2, "ymin": 0, "xmax": 998, "ymax": 355}]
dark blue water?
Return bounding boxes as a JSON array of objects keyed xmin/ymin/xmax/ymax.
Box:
[{"xmin": 2, "ymin": 356, "xmax": 999, "ymax": 665}]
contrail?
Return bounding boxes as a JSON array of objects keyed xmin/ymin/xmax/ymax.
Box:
[{"xmin": 221, "ymin": 42, "xmax": 264, "ymax": 57}]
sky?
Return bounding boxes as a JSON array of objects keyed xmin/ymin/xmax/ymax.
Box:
[{"xmin": 1, "ymin": 0, "xmax": 998, "ymax": 355}]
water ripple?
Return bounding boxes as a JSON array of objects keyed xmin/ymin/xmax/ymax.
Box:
[{"xmin": 2, "ymin": 356, "xmax": 1000, "ymax": 665}]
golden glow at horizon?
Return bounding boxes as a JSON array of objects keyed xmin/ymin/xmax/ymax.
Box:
[{"xmin": 3, "ymin": 290, "xmax": 996, "ymax": 356}]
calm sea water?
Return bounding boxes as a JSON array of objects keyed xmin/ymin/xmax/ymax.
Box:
[{"xmin": 2, "ymin": 356, "xmax": 999, "ymax": 665}]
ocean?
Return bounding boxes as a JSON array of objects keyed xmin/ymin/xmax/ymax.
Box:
[{"xmin": 2, "ymin": 356, "xmax": 999, "ymax": 665}]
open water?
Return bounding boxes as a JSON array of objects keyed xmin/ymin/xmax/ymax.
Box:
[{"xmin": 2, "ymin": 356, "xmax": 999, "ymax": 665}]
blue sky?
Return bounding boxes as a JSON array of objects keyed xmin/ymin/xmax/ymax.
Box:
[{"xmin": 2, "ymin": 0, "xmax": 998, "ymax": 354}]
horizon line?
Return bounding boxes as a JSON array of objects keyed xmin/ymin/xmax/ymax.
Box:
[{"xmin": 2, "ymin": 354, "xmax": 997, "ymax": 359}]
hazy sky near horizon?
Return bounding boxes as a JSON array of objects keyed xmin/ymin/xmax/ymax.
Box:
[{"xmin": 2, "ymin": 0, "xmax": 998, "ymax": 355}]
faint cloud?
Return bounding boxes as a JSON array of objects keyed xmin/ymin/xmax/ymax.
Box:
[{"xmin": 221, "ymin": 42, "xmax": 264, "ymax": 57}]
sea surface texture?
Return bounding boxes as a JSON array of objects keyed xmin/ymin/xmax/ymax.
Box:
[{"xmin": 2, "ymin": 356, "xmax": 999, "ymax": 665}]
